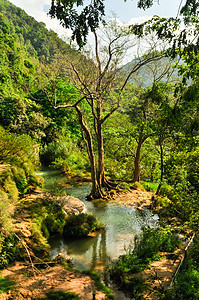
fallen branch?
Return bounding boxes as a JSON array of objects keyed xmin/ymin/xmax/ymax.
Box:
[
  {"xmin": 13, "ymin": 232, "xmax": 39, "ymax": 277},
  {"xmin": 170, "ymin": 232, "xmax": 196, "ymax": 286}
]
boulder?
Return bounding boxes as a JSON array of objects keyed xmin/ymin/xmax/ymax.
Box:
[{"xmin": 57, "ymin": 195, "xmax": 85, "ymax": 215}]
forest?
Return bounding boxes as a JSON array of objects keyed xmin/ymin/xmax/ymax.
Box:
[{"xmin": 0, "ymin": 0, "xmax": 199, "ymax": 299}]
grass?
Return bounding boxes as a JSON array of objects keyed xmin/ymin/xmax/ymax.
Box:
[{"xmin": 141, "ymin": 181, "xmax": 159, "ymax": 192}]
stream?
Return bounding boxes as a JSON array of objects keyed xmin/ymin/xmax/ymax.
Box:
[{"xmin": 41, "ymin": 169, "xmax": 159, "ymax": 299}]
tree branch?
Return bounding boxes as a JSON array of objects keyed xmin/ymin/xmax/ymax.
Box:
[
  {"xmin": 101, "ymin": 101, "xmax": 120, "ymax": 124},
  {"xmin": 53, "ymin": 96, "xmax": 85, "ymax": 109},
  {"xmin": 120, "ymin": 54, "xmax": 164, "ymax": 92}
]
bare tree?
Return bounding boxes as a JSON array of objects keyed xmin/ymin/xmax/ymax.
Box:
[{"xmin": 44, "ymin": 21, "xmax": 163, "ymax": 199}]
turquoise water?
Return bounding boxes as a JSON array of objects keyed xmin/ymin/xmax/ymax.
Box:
[{"xmin": 41, "ymin": 170, "xmax": 158, "ymax": 272}]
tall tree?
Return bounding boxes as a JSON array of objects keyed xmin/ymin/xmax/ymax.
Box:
[{"xmin": 42, "ymin": 21, "xmax": 162, "ymax": 199}]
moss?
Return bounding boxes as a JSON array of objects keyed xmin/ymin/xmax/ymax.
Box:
[
  {"xmin": 42, "ymin": 290, "xmax": 78, "ymax": 299},
  {"xmin": 2, "ymin": 176, "xmax": 18, "ymax": 202},
  {"xmin": 30, "ymin": 197, "xmax": 66, "ymax": 238},
  {"xmin": 31, "ymin": 222, "xmax": 50, "ymax": 256},
  {"xmin": 131, "ymin": 181, "xmax": 145, "ymax": 190},
  {"xmin": 0, "ymin": 276, "xmax": 15, "ymax": 294},
  {"xmin": 118, "ymin": 182, "xmax": 131, "ymax": 191},
  {"xmin": 11, "ymin": 166, "xmax": 28, "ymax": 195},
  {"xmin": 0, "ymin": 189, "xmax": 13, "ymax": 232}
]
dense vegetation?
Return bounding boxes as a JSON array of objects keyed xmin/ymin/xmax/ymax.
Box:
[
  {"xmin": 108, "ymin": 226, "xmax": 181, "ymax": 298},
  {"xmin": 0, "ymin": 0, "xmax": 198, "ymax": 298}
]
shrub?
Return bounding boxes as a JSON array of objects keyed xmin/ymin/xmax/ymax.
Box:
[
  {"xmin": 63, "ymin": 213, "xmax": 102, "ymax": 238},
  {"xmin": 31, "ymin": 198, "xmax": 65, "ymax": 238},
  {"xmin": 40, "ymin": 135, "xmax": 87, "ymax": 176},
  {"xmin": 164, "ymin": 240, "xmax": 199, "ymax": 299},
  {"xmin": 142, "ymin": 181, "xmax": 158, "ymax": 192},
  {"xmin": 30, "ymin": 198, "xmax": 65, "ymax": 254}
]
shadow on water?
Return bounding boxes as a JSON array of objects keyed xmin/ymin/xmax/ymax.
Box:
[{"xmin": 42, "ymin": 170, "xmax": 158, "ymax": 300}]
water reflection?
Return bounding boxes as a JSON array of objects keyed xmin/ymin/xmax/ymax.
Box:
[
  {"xmin": 49, "ymin": 187, "xmax": 157, "ymax": 271},
  {"xmin": 43, "ymin": 171, "xmax": 158, "ymax": 271},
  {"xmin": 50, "ymin": 229, "xmax": 111, "ymax": 271}
]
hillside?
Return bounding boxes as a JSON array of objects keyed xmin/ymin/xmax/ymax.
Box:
[
  {"xmin": 122, "ymin": 56, "xmax": 180, "ymax": 87},
  {"xmin": 0, "ymin": 0, "xmax": 72, "ymax": 60}
]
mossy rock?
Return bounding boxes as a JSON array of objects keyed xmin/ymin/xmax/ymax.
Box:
[
  {"xmin": 63, "ymin": 213, "xmax": 102, "ymax": 238},
  {"xmin": 42, "ymin": 290, "xmax": 78, "ymax": 299}
]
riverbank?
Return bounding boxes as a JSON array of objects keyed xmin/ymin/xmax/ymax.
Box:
[
  {"xmin": 1, "ymin": 263, "xmax": 107, "ymax": 300},
  {"xmin": 0, "ymin": 183, "xmax": 190, "ymax": 300},
  {"xmin": 115, "ymin": 188, "xmax": 152, "ymax": 208},
  {"xmin": 0, "ymin": 190, "xmax": 110, "ymax": 299}
]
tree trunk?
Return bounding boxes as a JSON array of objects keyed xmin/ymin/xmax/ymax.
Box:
[
  {"xmin": 96, "ymin": 101, "xmax": 105, "ymax": 187},
  {"xmin": 133, "ymin": 138, "xmax": 143, "ymax": 182},
  {"xmin": 75, "ymin": 106, "xmax": 104, "ymax": 199},
  {"xmin": 156, "ymin": 139, "xmax": 164, "ymax": 195}
]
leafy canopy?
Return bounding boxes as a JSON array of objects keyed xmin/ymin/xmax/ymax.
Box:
[{"xmin": 49, "ymin": 0, "xmax": 199, "ymax": 47}]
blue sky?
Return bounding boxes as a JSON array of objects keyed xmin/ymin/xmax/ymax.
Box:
[
  {"xmin": 8, "ymin": 0, "xmax": 183, "ymax": 38},
  {"xmin": 104, "ymin": 0, "xmax": 182, "ymax": 21}
]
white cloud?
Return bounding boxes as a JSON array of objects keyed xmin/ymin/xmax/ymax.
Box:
[{"xmin": 127, "ymin": 16, "xmax": 152, "ymax": 26}]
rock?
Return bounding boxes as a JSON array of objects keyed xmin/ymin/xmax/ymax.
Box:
[
  {"xmin": 57, "ymin": 195, "xmax": 85, "ymax": 215},
  {"xmin": 52, "ymin": 253, "xmax": 73, "ymax": 267}
]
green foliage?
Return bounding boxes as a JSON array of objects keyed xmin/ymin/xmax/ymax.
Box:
[
  {"xmin": 0, "ymin": 234, "xmax": 24, "ymax": 268},
  {"xmin": 163, "ymin": 240, "xmax": 199, "ymax": 300},
  {"xmin": 1, "ymin": 170, "xmax": 19, "ymax": 203},
  {"xmin": 135, "ymin": 226, "xmax": 180, "ymax": 257},
  {"xmin": 40, "ymin": 135, "xmax": 87, "ymax": 175},
  {"xmin": 108, "ymin": 226, "xmax": 180, "ymax": 297},
  {"xmin": 104, "ymin": 112, "xmax": 136, "ymax": 180},
  {"xmin": 0, "ymin": 0, "xmax": 72, "ymax": 61},
  {"xmin": 0, "ymin": 126, "xmax": 41, "ymax": 232},
  {"xmin": 42, "ymin": 291, "xmax": 78, "ymax": 300},
  {"xmin": 0, "ymin": 126, "xmax": 41, "ymax": 231},
  {"xmin": 0, "ymin": 126, "xmax": 39, "ymax": 169},
  {"xmin": 63, "ymin": 213, "xmax": 102, "ymax": 238},
  {"xmin": 142, "ymin": 181, "xmax": 158, "ymax": 191},
  {"xmin": 160, "ymin": 146, "xmax": 199, "ymax": 226},
  {"xmin": 0, "ymin": 96, "xmax": 50, "ymax": 139},
  {"xmin": 49, "ymin": 0, "xmax": 106, "ymax": 47},
  {"xmin": 81, "ymin": 270, "xmax": 114, "ymax": 299}
]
